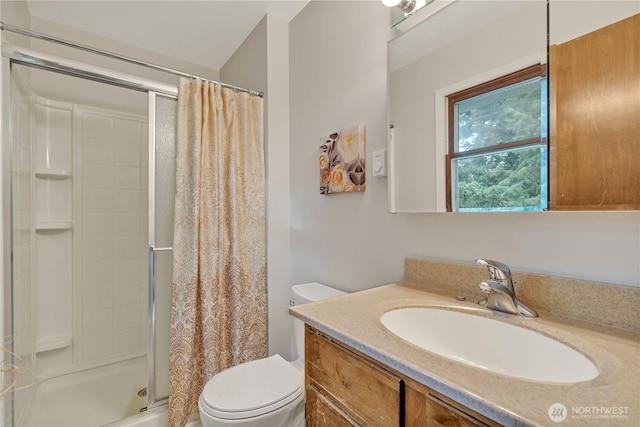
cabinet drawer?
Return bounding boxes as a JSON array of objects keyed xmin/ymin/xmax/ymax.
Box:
[
  {"xmin": 405, "ymin": 379, "xmax": 501, "ymax": 427},
  {"xmin": 306, "ymin": 384, "xmax": 359, "ymax": 426},
  {"xmin": 305, "ymin": 326, "xmax": 402, "ymax": 427}
]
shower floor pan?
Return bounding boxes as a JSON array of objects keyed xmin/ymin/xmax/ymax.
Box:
[{"xmin": 23, "ymin": 356, "xmax": 146, "ymax": 427}]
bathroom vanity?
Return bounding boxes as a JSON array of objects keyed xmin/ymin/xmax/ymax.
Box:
[
  {"xmin": 305, "ymin": 325, "xmax": 498, "ymax": 426},
  {"xmin": 290, "ymin": 258, "xmax": 640, "ymax": 426}
]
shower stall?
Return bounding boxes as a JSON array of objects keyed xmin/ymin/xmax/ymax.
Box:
[{"xmin": 2, "ymin": 39, "xmax": 178, "ymax": 426}]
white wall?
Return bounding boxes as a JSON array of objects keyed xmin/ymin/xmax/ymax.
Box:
[
  {"xmin": 290, "ymin": 1, "xmax": 403, "ymax": 292},
  {"xmin": 263, "ymin": 16, "xmax": 292, "ymax": 358},
  {"xmin": 0, "ymin": 0, "xmax": 31, "ymax": 44},
  {"xmin": 221, "ymin": 15, "xmax": 292, "ymax": 358},
  {"xmin": 289, "ymin": 1, "xmax": 640, "ymax": 291},
  {"xmin": 550, "ymin": 0, "xmax": 639, "ymax": 44}
]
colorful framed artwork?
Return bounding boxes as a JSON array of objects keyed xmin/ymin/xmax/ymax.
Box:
[{"xmin": 319, "ymin": 124, "xmax": 365, "ymax": 194}]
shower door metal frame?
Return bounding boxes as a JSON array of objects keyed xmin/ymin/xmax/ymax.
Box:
[
  {"xmin": 1, "ymin": 53, "xmax": 16, "ymax": 427},
  {"xmin": 147, "ymin": 91, "xmax": 175, "ymax": 409},
  {"xmin": 1, "ymin": 45, "xmax": 178, "ymax": 424}
]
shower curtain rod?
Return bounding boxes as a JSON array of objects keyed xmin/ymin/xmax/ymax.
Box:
[{"xmin": 0, "ymin": 21, "xmax": 264, "ymax": 98}]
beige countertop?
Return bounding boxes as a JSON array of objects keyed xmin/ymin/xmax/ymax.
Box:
[{"xmin": 290, "ymin": 282, "xmax": 640, "ymax": 426}]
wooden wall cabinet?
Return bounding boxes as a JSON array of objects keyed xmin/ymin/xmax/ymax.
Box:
[
  {"xmin": 549, "ymin": 14, "xmax": 639, "ymax": 210},
  {"xmin": 305, "ymin": 326, "xmax": 501, "ymax": 427}
]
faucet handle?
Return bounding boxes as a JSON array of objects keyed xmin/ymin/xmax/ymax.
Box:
[
  {"xmin": 476, "ymin": 259, "xmax": 512, "ymax": 281},
  {"xmin": 478, "ymin": 280, "xmax": 513, "ymax": 296},
  {"xmin": 478, "ymin": 280, "xmax": 495, "ymax": 294},
  {"xmin": 477, "ymin": 280, "xmax": 519, "ymax": 314}
]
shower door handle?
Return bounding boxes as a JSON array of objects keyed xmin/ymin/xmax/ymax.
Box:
[
  {"xmin": 149, "ymin": 247, "xmax": 172, "ymax": 273},
  {"xmin": 149, "ymin": 246, "xmax": 172, "ymax": 285}
]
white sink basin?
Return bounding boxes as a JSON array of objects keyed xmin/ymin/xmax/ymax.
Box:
[{"xmin": 380, "ymin": 307, "xmax": 598, "ymax": 384}]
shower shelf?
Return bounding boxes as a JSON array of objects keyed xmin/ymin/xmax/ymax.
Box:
[
  {"xmin": 36, "ymin": 222, "xmax": 73, "ymax": 231},
  {"xmin": 36, "ymin": 334, "xmax": 73, "ymax": 353},
  {"xmin": 35, "ymin": 169, "xmax": 73, "ymax": 178}
]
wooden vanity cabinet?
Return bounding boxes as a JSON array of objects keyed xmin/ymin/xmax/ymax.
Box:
[
  {"xmin": 305, "ymin": 325, "xmax": 501, "ymax": 427},
  {"xmin": 305, "ymin": 325, "xmax": 402, "ymax": 426}
]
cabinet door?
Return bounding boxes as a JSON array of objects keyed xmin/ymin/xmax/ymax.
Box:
[
  {"xmin": 305, "ymin": 326, "xmax": 402, "ymax": 427},
  {"xmin": 549, "ymin": 14, "xmax": 640, "ymax": 210},
  {"xmin": 306, "ymin": 384, "xmax": 359, "ymax": 427},
  {"xmin": 405, "ymin": 379, "xmax": 501, "ymax": 427}
]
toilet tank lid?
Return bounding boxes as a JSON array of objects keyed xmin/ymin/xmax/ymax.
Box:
[{"xmin": 292, "ymin": 282, "xmax": 346, "ymax": 305}]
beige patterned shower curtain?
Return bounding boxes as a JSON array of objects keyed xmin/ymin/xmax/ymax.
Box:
[{"xmin": 168, "ymin": 78, "xmax": 267, "ymax": 427}]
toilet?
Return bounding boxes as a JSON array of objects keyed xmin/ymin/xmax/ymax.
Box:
[{"xmin": 198, "ymin": 283, "xmax": 346, "ymax": 427}]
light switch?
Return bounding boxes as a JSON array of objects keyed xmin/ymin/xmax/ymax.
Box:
[{"xmin": 372, "ymin": 149, "xmax": 387, "ymax": 177}]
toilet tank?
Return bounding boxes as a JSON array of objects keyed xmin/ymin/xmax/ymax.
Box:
[{"xmin": 291, "ymin": 283, "xmax": 346, "ymax": 365}]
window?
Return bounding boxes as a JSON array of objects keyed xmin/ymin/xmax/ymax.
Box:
[{"xmin": 447, "ymin": 65, "xmax": 548, "ymax": 212}]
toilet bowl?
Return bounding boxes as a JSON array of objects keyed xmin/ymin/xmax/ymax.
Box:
[{"xmin": 198, "ymin": 283, "xmax": 346, "ymax": 427}]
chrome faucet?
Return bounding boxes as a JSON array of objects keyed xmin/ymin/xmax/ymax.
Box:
[{"xmin": 476, "ymin": 259, "xmax": 538, "ymax": 317}]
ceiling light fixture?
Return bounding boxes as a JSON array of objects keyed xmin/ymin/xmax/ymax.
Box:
[
  {"xmin": 382, "ymin": 0, "xmax": 430, "ymax": 15},
  {"xmin": 381, "ymin": 0, "xmax": 417, "ymax": 14}
]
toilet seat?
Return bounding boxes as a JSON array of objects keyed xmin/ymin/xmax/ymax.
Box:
[{"xmin": 199, "ymin": 354, "xmax": 303, "ymax": 420}]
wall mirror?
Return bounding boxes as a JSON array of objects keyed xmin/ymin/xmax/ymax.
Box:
[{"xmin": 387, "ymin": 0, "xmax": 639, "ymax": 213}]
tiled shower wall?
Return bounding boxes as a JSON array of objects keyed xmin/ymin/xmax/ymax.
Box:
[{"xmin": 76, "ymin": 107, "xmax": 148, "ymax": 368}]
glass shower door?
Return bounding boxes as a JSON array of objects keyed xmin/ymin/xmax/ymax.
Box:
[{"xmin": 148, "ymin": 92, "xmax": 177, "ymax": 407}]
